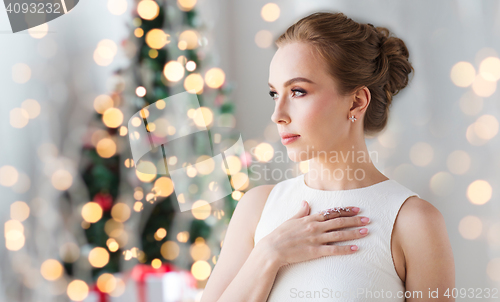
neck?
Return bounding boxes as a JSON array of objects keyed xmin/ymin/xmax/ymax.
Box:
[{"xmin": 304, "ymin": 142, "xmax": 388, "ymax": 191}]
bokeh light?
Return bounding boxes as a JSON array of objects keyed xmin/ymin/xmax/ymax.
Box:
[
  {"xmin": 136, "ymin": 86, "xmax": 146, "ymax": 97},
  {"xmin": 155, "ymin": 228, "xmax": 167, "ymax": 240},
  {"xmin": 153, "ymin": 177, "xmax": 174, "ymax": 197},
  {"xmin": 10, "ymin": 108, "xmax": 30, "ymax": 128},
  {"xmin": 473, "ymin": 114, "xmax": 498, "ymax": 140},
  {"xmin": 10, "ymin": 201, "xmax": 30, "ymax": 222},
  {"xmin": 96, "ymin": 138, "xmax": 117, "ymax": 158},
  {"xmin": 204, "ymin": 68, "xmax": 225, "ymax": 89},
  {"xmin": 486, "ymin": 258, "xmax": 500, "ymax": 281},
  {"xmin": 108, "ymin": 0, "xmax": 127, "ymax": 15},
  {"xmin": 102, "ymin": 108, "xmax": 124, "ymax": 128},
  {"xmin": 94, "ymin": 39, "xmax": 118, "ymax": 66},
  {"xmin": 230, "ymin": 172, "xmax": 249, "ymax": 190},
  {"xmin": 472, "ymin": 74, "xmax": 496, "ymax": 97},
  {"xmin": 192, "ymin": 106, "xmax": 213, "ymax": 127},
  {"xmin": 40, "ymin": 259, "xmax": 64, "ymax": 281},
  {"xmin": 261, "ymin": 3, "xmax": 280, "ymax": 22},
  {"xmin": 479, "ymin": 57, "xmax": 500, "ymax": 81},
  {"xmin": 28, "ymin": 23, "xmax": 49, "ymax": 39},
  {"xmin": 429, "ymin": 172, "xmax": 454, "ymax": 196},
  {"xmin": 255, "ymin": 30, "xmax": 273, "ymax": 48},
  {"xmin": 97, "ymin": 273, "xmax": 116, "ymax": 293},
  {"xmin": 409, "ymin": 142, "xmax": 433, "ymax": 166},
  {"xmin": 190, "ymin": 238, "xmax": 210, "ymax": 261},
  {"xmin": 5, "ymin": 219, "xmax": 25, "ymax": 251},
  {"xmin": 458, "ymin": 215, "xmax": 482, "ymax": 240},
  {"xmin": 184, "ymin": 73, "xmax": 204, "ymax": 94},
  {"xmin": 466, "ymin": 180, "xmax": 492, "ymax": 205},
  {"xmin": 450, "ymin": 61, "xmax": 475, "ymax": 87},
  {"xmin": 254, "ymin": 142, "xmax": 274, "ymax": 162},
  {"xmin": 163, "ymin": 61, "xmax": 185, "ymax": 82},
  {"xmin": 51, "ymin": 169, "xmax": 73, "ymax": 191},
  {"xmin": 12, "ymin": 63, "xmax": 31, "ymax": 84},
  {"xmin": 191, "ymin": 260, "xmax": 211, "ymax": 280},
  {"xmin": 161, "ymin": 241, "xmax": 180, "ymax": 260},
  {"xmin": 179, "ymin": 30, "xmax": 199, "ymax": 50},
  {"xmin": 177, "ymin": 0, "xmax": 196, "ymax": 11},
  {"xmin": 81, "ymin": 202, "xmax": 103, "ymax": 223},
  {"xmin": 88, "ymin": 247, "xmax": 110, "ymax": 268},
  {"xmin": 191, "ymin": 200, "xmax": 211, "ymax": 220},
  {"xmin": 0, "ymin": 165, "xmax": 19, "ymax": 187},
  {"xmin": 135, "ymin": 161, "xmax": 157, "ymax": 182},
  {"xmin": 137, "ymin": 0, "xmax": 159, "ymax": 20},
  {"xmin": 145, "ymin": 29, "xmax": 170, "ymax": 49},
  {"xmin": 446, "ymin": 150, "xmax": 470, "ymax": 175},
  {"xmin": 151, "ymin": 258, "xmax": 162, "ymax": 269},
  {"xmin": 111, "ymin": 203, "xmax": 131, "ymax": 222},
  {"xmin": 67, "ymin": 280, "xmax": 89, "ymax": 301},
  {"xmin": 21, "ymin": 99, "xmax": 41, "ymax": 119}
]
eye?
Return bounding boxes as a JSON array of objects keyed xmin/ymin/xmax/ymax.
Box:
[
  {"xmin": 268, "ymin": 89, "xmax": 306, "ymax": 100},
  {"xmin": 291, "ymin": 89, "xmax": 306, "ymax": 97}
]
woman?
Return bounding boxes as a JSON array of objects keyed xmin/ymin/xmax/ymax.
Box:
[{"xmin": 201, "ymin": 11, "xmax": 455, "ymax": 302}]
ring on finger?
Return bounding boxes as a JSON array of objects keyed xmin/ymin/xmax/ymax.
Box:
[{"xmin": 318, "ymin": 206, "xmax": 350, "ymax": 218}]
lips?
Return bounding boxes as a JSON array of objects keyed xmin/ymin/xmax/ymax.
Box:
[
  {"xmin": 280, "ymin": 132, "xmax": 301, "ymax": 145},
  {"xmin": 279, "ymin": 132, "xmax": 300, "ymax": 139}
]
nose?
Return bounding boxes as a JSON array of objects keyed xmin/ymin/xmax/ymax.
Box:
[{"xmin": 271, "ymin": 97, "xmax": 290, "ymax": 125}]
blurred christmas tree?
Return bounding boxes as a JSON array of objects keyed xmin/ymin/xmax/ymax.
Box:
[{"xmin": 73, "ymin": 0, "xmax": 251, "ymax": 296}]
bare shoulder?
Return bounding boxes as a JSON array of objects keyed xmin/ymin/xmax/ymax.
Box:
[
  {"xmin": 235, "ymin": 184, "xmax": 276, "ymax": 242},
  {"xmin": 395, "ymin": 196, "xmax": 446, "ymax": 246},
  {"xmin": 394, "ymin": 197, "xmax": 455, "ymax": 295},
  {"xmin": 397, "ymin": 196, "xmax": 444, "ymax": 225},
  {"xmin": 394, "ymin": 196, "xmax": 454, "ymax": 271}
]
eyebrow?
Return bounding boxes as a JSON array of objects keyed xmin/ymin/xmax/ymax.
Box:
[{"xmin": 268, "ymin": 77, "xmax": 315, "ymax": 89}]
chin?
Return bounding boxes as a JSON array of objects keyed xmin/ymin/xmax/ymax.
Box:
[{"xmin": 286, "ymin": 148, "xmax": 310, "ymax": 163}]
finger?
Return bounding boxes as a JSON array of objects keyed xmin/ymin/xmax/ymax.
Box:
[
  {"xmin": 317, "ymin": 243, "xmax": 359, "ymax": 257},
  {"xmin": 318, "ymin": 227, "xmax": 369, "ymax": 244},
  {"xmin": 319, "ymin": 215, "xmax": 370, "ymax": 232},
  {"xmin": 311, "ymin": 206, "xmax": 360, "ymax": 222}
]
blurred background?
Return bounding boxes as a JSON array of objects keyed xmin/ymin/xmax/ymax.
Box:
[{"xmin": 1, "ymin": 0, "xmax": 500, "ymax": 301}]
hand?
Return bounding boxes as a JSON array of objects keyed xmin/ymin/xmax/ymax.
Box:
[{"xmin": 258, "ymin": 200, "xmax": 370, "ymax": 268}]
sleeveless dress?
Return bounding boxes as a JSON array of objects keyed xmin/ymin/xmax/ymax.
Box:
[{"xmin": 254, "ymin": 173, "xmax": 420, "ymax": 302}]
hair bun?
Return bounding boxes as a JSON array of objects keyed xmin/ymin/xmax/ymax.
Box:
[{"xmin": 373, "ymin": 26, "xmax": 412, "ymax": 102}]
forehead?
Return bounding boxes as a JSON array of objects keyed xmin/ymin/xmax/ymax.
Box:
[{"xmin": 269, "ymin": 42, "xmax": 326, "ymax": 84}]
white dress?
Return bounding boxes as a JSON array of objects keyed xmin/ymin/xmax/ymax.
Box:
[{"xmin": 254, "ymin": 173, "xmax": 420, "ymax": 301}]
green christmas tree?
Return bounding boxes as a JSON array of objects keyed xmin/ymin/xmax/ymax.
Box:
[{"xmin": 73, "ymin": 0, "xmax": 251, "ymax": 293}]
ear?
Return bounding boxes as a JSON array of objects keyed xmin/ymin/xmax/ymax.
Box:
[{"xmin": 349, "ymin": 86, "xmax": 371, "ymax": 116}]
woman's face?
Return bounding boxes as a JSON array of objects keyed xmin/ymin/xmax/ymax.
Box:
[{"xmin": 268, "ymin": 42, "xmax": 355, "ymax": 162}]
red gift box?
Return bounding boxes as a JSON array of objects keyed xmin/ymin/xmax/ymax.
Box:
[{"xmin": 130, "ymin": 263, "xmax": 178, "ymax": 302}]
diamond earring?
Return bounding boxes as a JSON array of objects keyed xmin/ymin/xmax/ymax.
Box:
[{"xmin": 349, "ymin": 115, "xmax": 357, "ymax": 122}]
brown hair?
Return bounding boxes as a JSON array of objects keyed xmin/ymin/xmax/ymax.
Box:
[{"xmin": 275, "ymin": 11, "xmax": 414, "ymax": 136}]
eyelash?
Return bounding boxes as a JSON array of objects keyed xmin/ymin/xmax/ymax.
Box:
[{"xmin": 269, "ymin": 89, "xmax": 306, "ymax": 100}]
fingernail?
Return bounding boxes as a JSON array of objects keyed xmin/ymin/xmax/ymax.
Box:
[
  {"xmin": 351, "ymin": 245, "xmax": 358, "ymax": 251},
  {"xmin": 352, "ymin": 207, "xmax": 360, "ymax": 213},
  {"xmin": 302, "ymin": 200, "xmax": 307, "ymax": 207},
  {"xmin": 359, "ymin": 228, "xmax": 368, "ymax": 234},
  {"xmin": 361, "ymin": 217, "xmax": 370, "ymax": 223}
]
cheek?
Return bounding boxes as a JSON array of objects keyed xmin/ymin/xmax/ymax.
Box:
[{"xmin": 300, "ymin": 99, "xmax": 341, "ymax": 133}]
